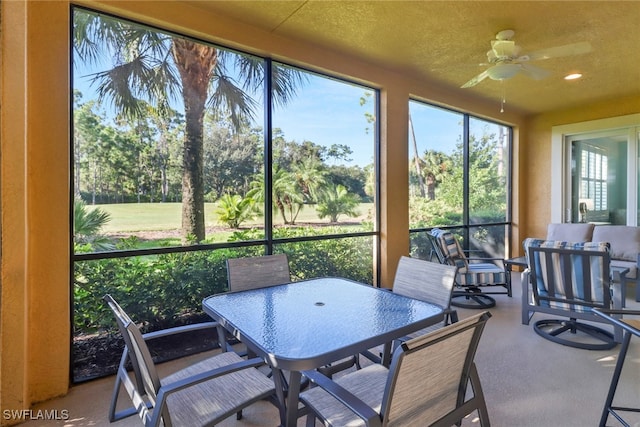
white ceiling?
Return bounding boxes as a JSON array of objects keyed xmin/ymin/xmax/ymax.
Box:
[{"xmin": 185, "ymin": 0, "xmax": 640, "ymax": 116}]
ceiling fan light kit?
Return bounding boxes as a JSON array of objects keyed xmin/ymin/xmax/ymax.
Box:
[{"xmin": 487, "ymin": 63, "xmax": 521, "ymax": 81}]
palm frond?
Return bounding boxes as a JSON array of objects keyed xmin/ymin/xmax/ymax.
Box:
[
  {"xmin": 235, "ymin": 55, "xmax": 266, "ymax": 92},
  {"xmin": 208, "ymin": 75, "xmax": 258, "ymax": 130},
  {"xmin": 271, "ymin": 64, "xmax": 308, "ymax": 108}
]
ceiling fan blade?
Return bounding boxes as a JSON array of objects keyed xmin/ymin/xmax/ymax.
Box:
[
  {"xmin": 520, "ymin": 63, "xmax": 551, "ymax": 80},
  {"xmin": 461, "ymin": 69, "xmax": 490, "ymax": 88},
  {"xmin": 525, "ymin": 41, "xmax": 592, "ymax": 61}
]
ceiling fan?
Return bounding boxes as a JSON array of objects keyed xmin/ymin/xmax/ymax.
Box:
[{"xmin": 461, "ymin": 29, "xmax": 592, "ymax": 88}]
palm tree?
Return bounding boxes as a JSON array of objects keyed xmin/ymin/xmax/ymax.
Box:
[
  {"xmin": 73, "ymin": 198, "xmax": 115, "ymax": 251},
  {"xmin": 73, "ymin": 10, "xmax": 305, "ymax": 242},
  {"xmin": 292, "ymin": 157, "xmax": 327, "ymax": 203},
  {"xmin": 316, "ymin": 184, "xmax": 360, "ymax": 223},
  {"xmin": 214, "ymin": 193, "xmax": 258, "ymax": 229},
  {"xmin": 249, "ymin": 167, "xmax": 303, "ymax": 225},
  {"xmin": 422, "ymin": 150, "xmax": 451, "ymax": 201}
]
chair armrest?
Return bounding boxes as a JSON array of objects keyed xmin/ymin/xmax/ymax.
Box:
[
  {"xmin": 466, "ymin": 257, "xmax": 505, "ymax": 266},
  {"xmin": 302, "ymin": 369, "xmax": 382, "ymax": 427},
  {"xmin": 141, "ymin": 321, "xmax": 219, "ymax": 341}
]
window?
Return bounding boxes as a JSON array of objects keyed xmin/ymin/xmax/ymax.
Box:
[
  {"xmin": 71, "ymin": 7, "xmax": 378, "ymax": 382},
  {"xmin": 407, "ymin": 100, "xmax": 511, "ymax": 259},
  {"xmin": 579, "ymin": 145, "xmax": 608, "ymax": 213}
]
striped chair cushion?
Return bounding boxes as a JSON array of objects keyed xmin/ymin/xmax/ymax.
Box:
[
  {"xmin": 457, "ymin": 264, "xmax": 507, "ymax": 286},
  {"xmin": 523, "ymin": 238, "xmax": 611, "ymax": 312},
  {"xmin": 432, "ymin": 229, "xmax": 506, "ymax": 286},
  {"xmin": 431, "ymin": 229, "xmax": 469, "ymax": 271}
]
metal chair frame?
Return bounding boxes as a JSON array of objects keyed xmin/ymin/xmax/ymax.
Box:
[
  {"xmin": 427, "ymin": 230, "xmax": 511, "ymax": 309},
  {"xmin": 523, "ymin": 243, "xmax": 624, "ymax": 350}
]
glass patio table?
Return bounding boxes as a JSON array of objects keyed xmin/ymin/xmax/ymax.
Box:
[{"xmin": 202, "ymin": 277, "xmax": 444, "ymax": 427}]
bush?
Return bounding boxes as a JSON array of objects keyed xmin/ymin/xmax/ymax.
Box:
[{"xmin": 74, "ymin": 229, "xmax": 373, "ymax": 335}]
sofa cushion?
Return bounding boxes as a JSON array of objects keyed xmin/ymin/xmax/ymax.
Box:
[
  {"xmin": 592, "ymin": 225, "xmax": 640, "ymax": 262},
  {"xmin": 546, "ymin": 223, "xmax": 595, "ymax": 242}
]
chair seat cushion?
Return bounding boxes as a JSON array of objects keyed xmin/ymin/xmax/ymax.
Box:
[
  {"xmin": 163, "ymin": 351, "xmax": 275, "ymax": 426},
  {"xmin": 457, "ymin": 263, "xmax": 507, "ymax": 286},
  {"xmin": 301, "ymin": 363, "xmax": 388, "ymax": 427}
]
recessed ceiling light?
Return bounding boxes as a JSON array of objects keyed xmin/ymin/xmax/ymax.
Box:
[{"xmin": 564, "ymin": 73, "xmax": 583, "ymax": 80}]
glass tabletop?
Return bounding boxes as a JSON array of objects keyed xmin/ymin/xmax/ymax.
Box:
[{"xmin": 203, "ymin": 277, "xmax": 444, "ymax": 371}]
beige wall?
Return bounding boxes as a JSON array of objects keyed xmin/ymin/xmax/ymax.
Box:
[
  {"xmin": 2, "ymin": 0, "xmax": 71, "ymax": 420},
  {"xmin": 0, "ymin": 0, "xmax": 635, "ymax": 416}
]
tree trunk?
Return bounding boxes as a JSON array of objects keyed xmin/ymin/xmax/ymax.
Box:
[
  {"xmin": 171, "ymin": 39, "xmax": 217, "ymax": 243},
  {"xmin": 409, "ymin": 114, "xmax": 426, "ymax": 198},
  {"xmin": 426, "ymin": 173, "xmax": 436, "ymax": 201}
]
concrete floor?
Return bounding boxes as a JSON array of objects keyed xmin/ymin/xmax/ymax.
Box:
[{"xmin": 21, "ymin": 275, "xmax": 640, "ymax": 426}]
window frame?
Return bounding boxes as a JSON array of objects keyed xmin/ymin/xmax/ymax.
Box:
[
  {"xmin": 407, "ymin": 99, "xmax": 513, "ymax": 256},
  {"xmin": 70, "ymin": 5, "xmax": 381, "ymax": 265}
]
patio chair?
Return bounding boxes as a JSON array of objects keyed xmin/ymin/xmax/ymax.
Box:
[
  {"xmin": 300, "ymin": 311, "xmax": 492, "ymax": 427},
  {"xmin": 522, "ymin": 239, "xmax": 624, "ymax": 350},
  {"xmin": 226, "ymin": 254, "xmax": 359, "ymax": 377},
  {"xmin": 104, "ymin": 294, "xmax": 277, "ymax": 427},
  {"xmin": 361, "ymin": 256, "xmax": 458, "ymax": 366},
  {"xmin": 391, "ymin": 256, "xmax": 458, "ymax": 339},
  {"xmin": 429, "ymin": 229, "xmax": 511, "ymax": 309},
  {"xmin": 224, "ymin": 254, "xmax": 292, "ymax": 354},
  {"xmin": 226, "ymin": 253, "xmax": 291, "ymax": 292}
]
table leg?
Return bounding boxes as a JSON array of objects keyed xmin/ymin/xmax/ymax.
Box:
[
  {"xmin": 380, "ymin": 341, "xmax": 393, "ymax": 367},
  {"xmin": 271, "ymin": 367, "xmax": 288, "ymax": 427},
  {"xmin": 285, "ymin": 370, "xmax": 302, "ymax": 427}
]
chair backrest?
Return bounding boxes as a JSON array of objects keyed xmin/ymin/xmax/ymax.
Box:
[
  {"xmin": 381, "ymin": 311, "xmax": 491, "ymax": 426},
  {"xmin": 524, "ymin": 238, "xmax": 612, "ymax": 311},
  {"xmin": 393, "ymin": 256, "xmax": 456, "ymax": 311},
  {"xmin": 226, "ymin": 253, "xmax": 291, "ymax": 292},
  {"xmin": 430, "ymin": 229, "xmax": 469, "ymax": 272},
  {"xmin": 104, "ymin": 295, "xmax": 162, "ymax": 407},
  {"xmin": 425, "ymin": 232, "xmax": 447, "ymax": 264}
]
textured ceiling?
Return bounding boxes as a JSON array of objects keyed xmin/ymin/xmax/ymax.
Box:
[{"xmin": 184, "ymin": 0, "xmax": 640, "ymax": 116}]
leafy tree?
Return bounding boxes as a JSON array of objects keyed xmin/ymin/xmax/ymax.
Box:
[
  {"xmin": 325, "ymin": 144, "xmax": 353, "ymax": 164},
  {"xmin": 326, "ymin": 164, "xmax": 368, "ymax": 200},
  {"xmin": 203, "ymin": 114, "xmax": 261, "ymax": 200},
  {"xmin": 316, "ymin": 184, "xmax": 360, "ymax": 222},
  {"xmin": 73, "ymin": 10, "xmax": 305, "ymax": 242}
]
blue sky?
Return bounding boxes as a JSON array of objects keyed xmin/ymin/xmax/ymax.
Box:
[{"xmin": 272, "ymin": 73, "xmax": 375, "ymax": 167}]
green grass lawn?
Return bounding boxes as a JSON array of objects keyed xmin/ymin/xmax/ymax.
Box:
[{"xmin": 88, "ymin": 202, "xmax": 374, "ymax": 233}]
